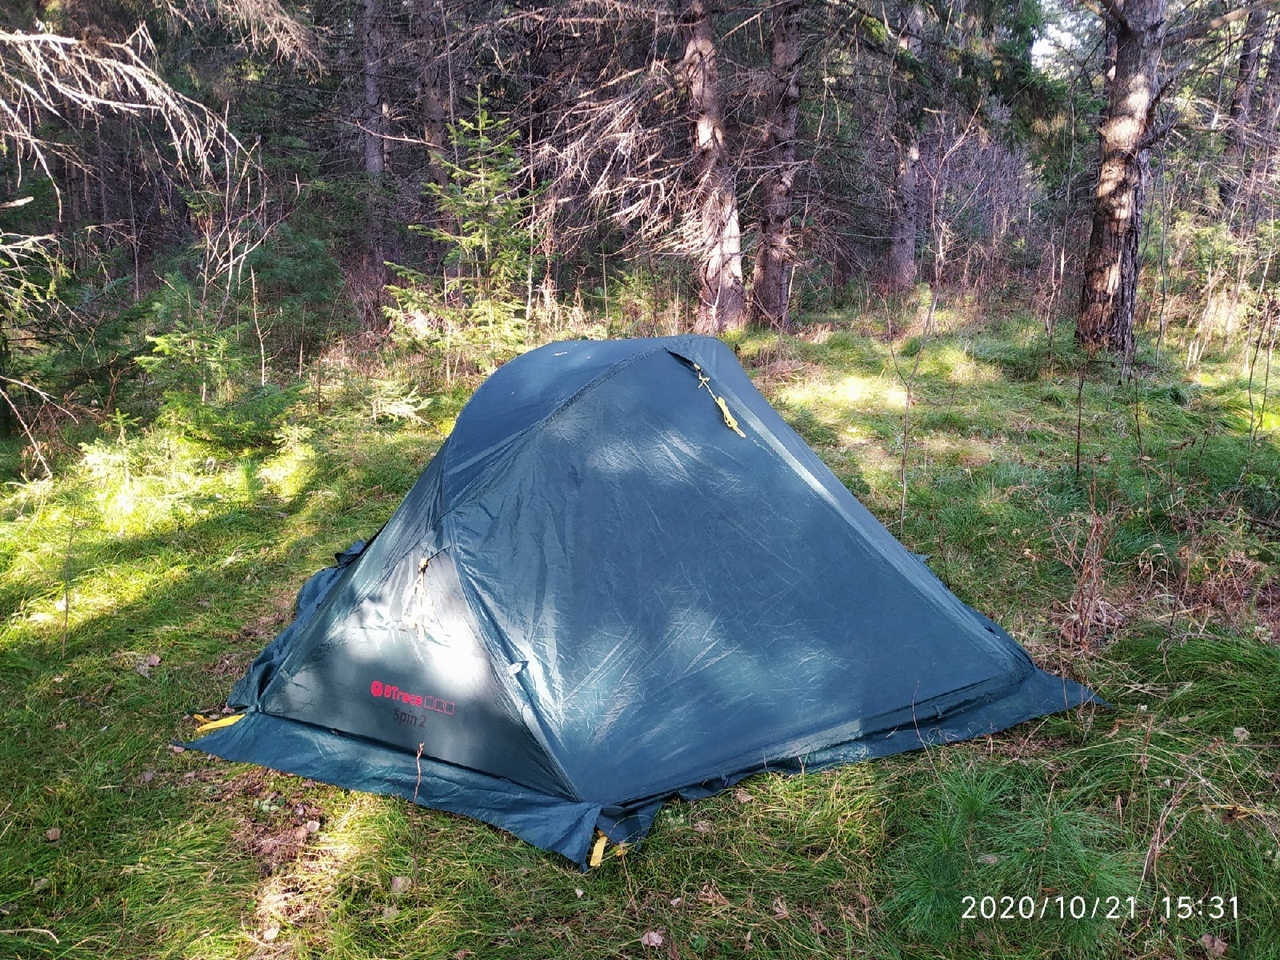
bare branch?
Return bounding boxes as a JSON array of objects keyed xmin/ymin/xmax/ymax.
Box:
[
  {"xmin": 1166, "ymin": 0, "xmax": 1280, "ymax": 46},
  {"xmin": 208, "ymin": 0, "xmax": 323, "ymax": 72},
  {"xmin": 0, "ymin": 25, "xmax": 243, "ymax": 205},
  {"xmin": 1093, "ymin": 0, "xmax": 1132, "ymax": 32}
]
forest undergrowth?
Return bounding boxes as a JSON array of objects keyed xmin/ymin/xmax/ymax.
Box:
[{"xmin": 1, "ymin": 293, "xmax": 1278, "ymax": 960}]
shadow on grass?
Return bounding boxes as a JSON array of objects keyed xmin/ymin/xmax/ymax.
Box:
[{"xmin": 0, "ymin": 425, "xmax": 453, "ymax": 958}]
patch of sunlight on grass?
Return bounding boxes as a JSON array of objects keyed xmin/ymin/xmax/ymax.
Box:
[
  {"xmin": 77, "ymin": 438, "xmax": 210, "ymax": 538},
  {"xmin": 779, "ymin": 373, "xmax": 908, "ymax": 415},
  {"xmin": 1, "ymin": 474, "xmax": 55, "ymax": 513},
  {"xmin": 917, "ymin": 435, "xmax": 999, "ymax": 469},
  {"xmin": 432, "ymin": 413, "xmax": 459, "ymax": 440},
  {"xmin": 4, "ymin": 557, "xmax": 190, "ymax": 652},
  {"xmin": 1192, "ymin": 367, "xmax": 1238, "ymax": 389},
  {"xmin": 0, "ymin": 513, "xmax": 74, "ymax": 586},
  {"xmin": 926, "ymin": 343, "xmax": 1002, "ymax": 386},
  {"xmin": 882, "ymin": 757, "xmax": 1139, "ymax": 960},
  {"xmin": 835, "ymin": 433, "xmax": 898, "ymax": 469},
  {"xmin": 846, "ymin": 374, "xmax": 907, "ymax": 411},
  {"xmin": 259, "ymin": 438, "xmax": 318, "ymax": 502},
  {"xmin": 247, "ymin": 792, "xmax": 467, "ymax": 958}
]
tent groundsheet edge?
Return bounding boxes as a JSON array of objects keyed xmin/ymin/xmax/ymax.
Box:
[{"xmin": 188, "ymin": 711, "xmax": 603, "ymax": 867}]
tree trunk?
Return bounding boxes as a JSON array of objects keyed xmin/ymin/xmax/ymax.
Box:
[
  {"xmin": 748, "ymin": 1, "xmax": 802, "ymax": 329},
  {"xmin": 360, "ymin": 0, "xmax": 387, "ymax": 177},
  {"xmin": 1077, "ymin": 0, "xmax": 1167, "ymax": 363},
  {"xmin": 881, "ymin": 3, "xmax": 924, "ymax": 293},
  {"xmin": 415, "ymin": 5, "xmax": 447, "ymax": 181},
  {"xmin": 414, "ymin": 0, "xmax": 450, "ymax": 269},
  {"xmin": 1262, "ymin": 16, "xmax": 1280, "ymax": 128},
  {"xmin": 884, "ymin": 124, "xmax": 920, "ymax": 292},
  {"xmin": 681, "ymin": 0, "xmax": 746, "ymax": 334},
  {"xmin": 0, "ymin": 332, "xmax": 12, "ymax": 439},
  {"xmin": 1220, "ymin": 8, "xmax": 1267, "ymax": 213},
  {"xmin": 359, "ymin": 0, "xmax": 390, "ymax": 305}
]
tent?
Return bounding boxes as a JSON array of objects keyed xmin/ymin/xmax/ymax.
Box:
[{"xmin": 189, "ymin": 335, "xmax": 1099, "ymax": 866}]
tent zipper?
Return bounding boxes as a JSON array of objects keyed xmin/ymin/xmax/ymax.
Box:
[{"xmin": 690, "ymin": 362, "xmax": 746, "ymax": 438}]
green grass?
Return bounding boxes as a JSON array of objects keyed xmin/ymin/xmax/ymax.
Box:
[{"xmin": 3, "ymin": 305, "xmax": 1280, "ymax": 958}]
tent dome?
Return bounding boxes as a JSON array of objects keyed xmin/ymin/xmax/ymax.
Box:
[{"xmin": 189, "ymin": 335, "xmax": 1098, "ymax": 866}]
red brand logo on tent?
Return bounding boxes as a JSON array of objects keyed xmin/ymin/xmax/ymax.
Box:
[{"xmin": 370, "ymin": 680, "xmax": 455, "ymax": 715}]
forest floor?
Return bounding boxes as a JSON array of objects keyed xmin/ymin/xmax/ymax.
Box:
[{"xmin": 1, "ymin": 294, "xmax": 1278, "ymax": 959}]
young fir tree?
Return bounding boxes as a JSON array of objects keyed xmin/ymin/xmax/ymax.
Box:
[{"xmin": 424, "ymin": 97, "xmax": 535, "ymax": 324}]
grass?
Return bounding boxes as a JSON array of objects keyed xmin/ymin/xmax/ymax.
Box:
[{"xmin": 2, "ymin": 300, "xmax": 1279, "ymax": 959}]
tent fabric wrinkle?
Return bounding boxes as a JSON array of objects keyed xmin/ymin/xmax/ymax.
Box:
[{"xmin": 188, "ymin": 334, "xmax": 1101, "ymax": 866}]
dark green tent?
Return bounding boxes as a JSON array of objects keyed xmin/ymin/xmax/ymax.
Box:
[{"xmin": 189, "ymin": 335, "xmax": 1098, "ymax": 866}]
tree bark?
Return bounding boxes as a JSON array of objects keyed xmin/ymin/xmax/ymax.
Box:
[
  {"xmin": 748, "ymin": 1, "xmax": 802, "ymax": 329},
  {"xmin": 413, "ymin": 0, "xmax": 450, "ymax": 269},
  {"xmin": 884, "ymin": 123, "xmax": 919, "ymax": 292},
  {"xmin": 1077, "ymin": 0, "xmax": 1167, "ymax": 363},
  {"xmin": 0, "ymin": 330, "xmax": 12, "ymax": 438},
  {"xmin": 414, "ymin": 3, "xmax": 447, "ymax": 181},
  {"xmin": 360, "ymin": 0, "xmax": 388, "ymax": 177},
  {"xmin": 359, "ymin": 0, "xmax": 391, "ymax": 302},
  {"xmin": 1220, "ymin": 8, "xmax": 1267, "ymax": 213},
  {"xmin": 1261, "ymin": 15, "xmax": 1280, "ymax": 128},
  {"xmin": 881, "ymin": 3, "xmax": 924, "ymax": 293},
  {"xmin": 681, "ymin": 0, "xmax": 746, "ymax": 334}
]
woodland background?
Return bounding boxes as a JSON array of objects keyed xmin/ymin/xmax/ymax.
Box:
[{"xmin": 2, "ymin": 0, "xmax": 1280, "ymax": 438}]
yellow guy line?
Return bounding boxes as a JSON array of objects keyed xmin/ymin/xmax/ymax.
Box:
[{"xmin": 194, "ymin": 713, "xmax": 245, "ymax": 733}]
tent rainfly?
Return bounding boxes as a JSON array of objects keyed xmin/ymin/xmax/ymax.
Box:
[{"xmin": 189, "ymin": 335, "xmax": 1100, "ymax": 866}]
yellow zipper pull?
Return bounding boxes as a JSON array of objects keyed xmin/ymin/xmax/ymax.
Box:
[{"xmin": 692, "ymin": 364, "xmax": 746, "ymax": 438}]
